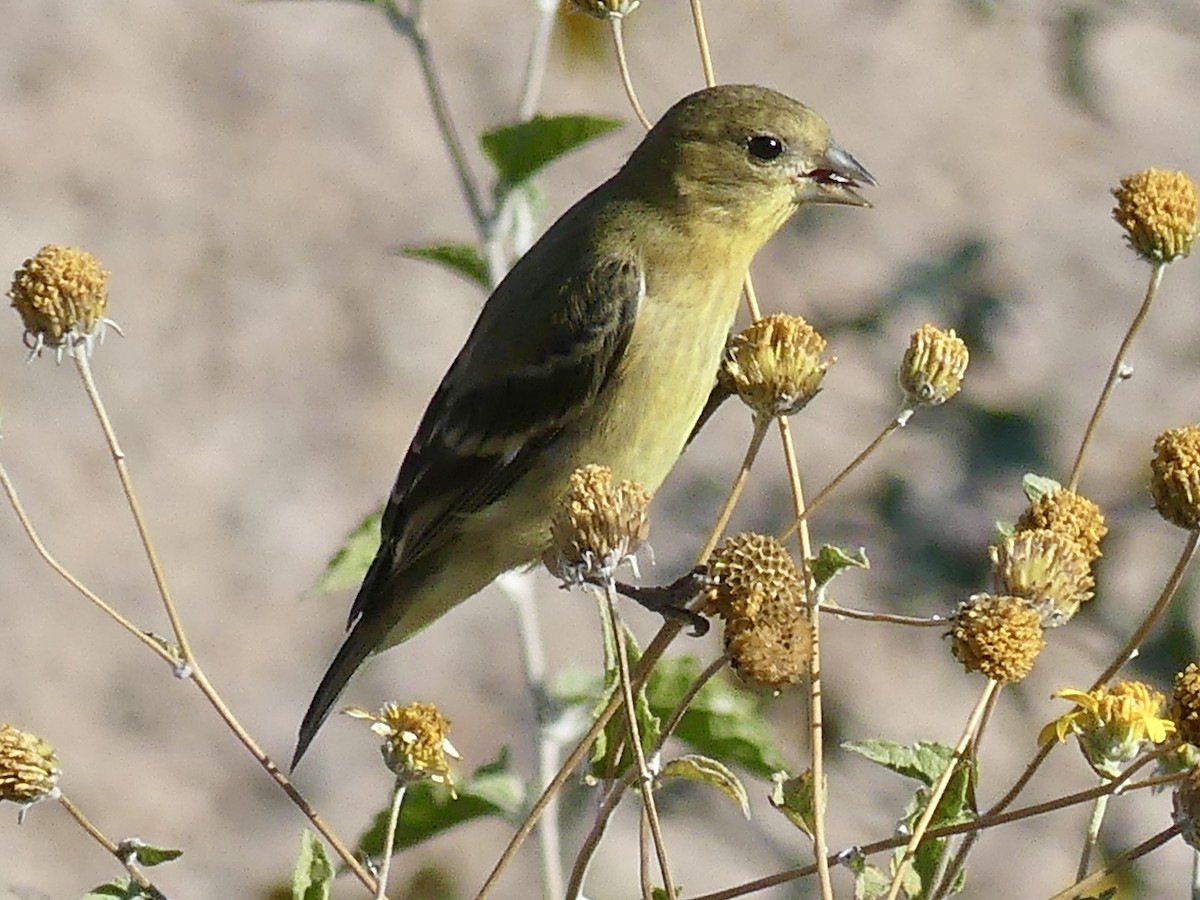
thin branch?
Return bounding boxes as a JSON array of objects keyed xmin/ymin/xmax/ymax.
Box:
[
  {"xmin": 1048, "ymin": 824, "xmax": 1181, "ymax": 900},
  {"xmin": 610, "ymin": 18, "xmax": 652, "ymax": 130},
  {"xmin": 1067, "ymin": 260, "xmax": 1166, "ymax": 491},
  {"xmin": 58, "ymin": 794, "xmax": 163, "ymax": 899},
  {"xmin": 374, "ymin": 781, "xmax": 408, "ymax": 900}
]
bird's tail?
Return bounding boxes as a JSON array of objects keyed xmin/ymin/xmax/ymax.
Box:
[{"xmin": 291, "ymin": 612, "xmax": 388, "ymax": 770}]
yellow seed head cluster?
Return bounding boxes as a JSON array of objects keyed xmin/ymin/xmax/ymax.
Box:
[
  {"xmin": 1015, "ymin": 488, "xmax": 1107, "ymax": 562},
  {"xmin": 346, "ymin": 701, "xmax": 459, "ymax": 791},
  {"xmin": 990, "ymin": 529, "xmax": 1095, "ymax": 627},
  {"xmin": 0, "ymin": 724, "xmax": 60, "ymax": 807},
  {"xmin": 721, "ymin": 313, "xmax": 833, "ymax": 418},
  {"xmin": 950, "ymin": 594, "xmax": 1044, "ymax": 683},
  {"xmin": 706, "ymin": 533, "xmax": 811, "ymax": 688},
  {"xmin": 1111, "ymin": 168, "xmax": 1198, "ymax": 263},
  {"xmin": 544, "ymin": 464, "xmax": 650, "ymax": 586},
  {"xmin": 1151, "ymin": 426, "xmax": 1200, "ymax": 530},
  {"xmin": 8, "ymin": 245, "xmax": 109, "ymax": 353},
  {"xmin": 1173, "ymin": 664, "xmax": 1200, "ymax": 747},
  {"xmin": 898, "ymin": 324, "xmax": 969, "ymax": 406}
]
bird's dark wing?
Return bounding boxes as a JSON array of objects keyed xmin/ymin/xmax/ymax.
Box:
[
  {"xmin": 686, "ymin": 376, "xmax": 734, "ymax": 447},
  {"xmin": 349, "ymin": 216, "xmax": 642, "ymax": 629}
]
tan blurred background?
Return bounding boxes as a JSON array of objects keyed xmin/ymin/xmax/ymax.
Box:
[{"xmin": 3, "ymin": 1, "xmax": 1200, "ymax": 897}]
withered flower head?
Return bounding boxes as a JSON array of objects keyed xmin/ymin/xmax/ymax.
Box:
[
  {"xmin": 0, "ymin": 724, "xmax": 61, "ymax": 813},
  {"xmin": 720, "ymin": 313, "xmax": 833, "ymax": 418},
  {"xmin": 706, "ymin": 532, "xmax": 803, "ymax": 624},
  {"xmin": 898, "ymin": 324, "xmax": 969, "ymax": 407},
  {"xmin": 567, "ymin": 0, "xmax": 641, "ymax": 19},
  {"xmin": 1176, "ymin": 765, "xmax": 1200, "ymax": 851},
  {"xmin": 344, "ymin": 701, "xmax": 460, "ymax": 792},
  {"xmin": 1015, "ymin": 488, "xmax": 1107, "ymax": 562},
  {"xmin": 1172, "ymin": 663, "xmax": 1200, "ymax": 747},
  {"xmin": 1040, "ymin": 681, "xmax": 1175, "ymax": 778},
  {"xmin": 950, "ymin": 594, "xmax": 1044, "ymax": 683},
  {"xmin": 1151, "ymin": 426, "xmax": 1200, "ymax": 530},
  {"xmin": 544, "ymin": 464, "xmax": 650, "ymax": 586},
  {"xmin": 990, "ymin": 529, "xmax": 1095, "ymax": 627},
  {"xmin": 1112, "ymin": 169, "xmax": 1198, "ymax": 263},
  {"xmin": 8, "ymin": 245, "xmax": 111, "ymax": 358},
  {"xmin": 725, "ymin": 614, "xmax": 813, "ymax": 690}
]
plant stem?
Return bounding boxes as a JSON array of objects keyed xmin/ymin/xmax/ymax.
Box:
[
  {"xmin": 778, "ymin": 417, "xmax": 902, "ymax": 541},
  {"xmin": 375, "ymin": 780, "xmax": 408, "ymax": 900},
  {"xmin": 884, "ymin": 679, "xmax": 999, "ymax": 900},
  {"xmin": 776, "ymin": 418, "xmax": 833, "ymax": 900},
  {"xmin": 516, "ymin": 0, "xmax": 558, "ymax": 122},
  {"xmin": 610, "ymin": 18, "xmax": 652, "ymax": 130},
  {"xmin": 58, "ymin": 794, "xmax": 163, "ymax": 898},
  {"xmin": 1049, "ymin": 824, "xmax": 1181, "ymax": 900},
  {"xmin": 605, "ymin": 582, "xmax": 676, "ymax": 898},
  {"xmin": 687, "ymin": 0, "xmax": 717, "ymax": 86},
  {"xmin": 1067, "ymin": 260, "xmax": 1166, "ymax": 491},
  {"xmin": 819, "ymin": 604, "xmax": 948, "ymax": 627},
  {"xmin": 498, "ymin": 571, "xmax": 564, "ymax": 900},
  {"xmin": 696, "ymin": 414, "xmax": 771, "ymax": 562},
  {"xmin": 1076, "ymin": 789, "xmax": 1109, "ymax": 882},
  {"xmin": 0, "ymin": 462, "xmax": 177, "ymax": 666}
]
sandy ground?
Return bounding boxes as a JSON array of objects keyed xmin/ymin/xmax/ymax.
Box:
[{"xmin": 3, "ymin": 1, "xmax": 1200, "ymax": 898}]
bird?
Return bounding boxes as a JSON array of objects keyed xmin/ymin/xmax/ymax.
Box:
[{"xmin": 293, "ymin": 83, "xmax": 874, "ymax": 767}]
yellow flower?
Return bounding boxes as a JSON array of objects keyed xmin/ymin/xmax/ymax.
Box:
[
  {"xmin": 344, "ymin": 701, "xmax": 461, "ymax": 793},
  {"xmin": 1039, "ymin": 682, "xmax": 1175, "ymax": 778},
  {"xmin": 8, "ymin": 245, "xmax": 112, "ymax": 358},
  {"xmin": 0, "ymin": 724, "xmax": 61, "ymax": 815},
  {"xmin": 949, "ymin": 594, "xmax": 1044, "ymax": 683}
]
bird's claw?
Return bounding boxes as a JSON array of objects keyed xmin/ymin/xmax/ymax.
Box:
[{"xmin": 613, "ymin": 567, "xmax": 711, "ymax": 637}]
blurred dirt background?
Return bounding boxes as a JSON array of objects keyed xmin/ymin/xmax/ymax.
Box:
[{"xmin": 4, "ymin": 1, "xmax": 1200, "ymax": 897}]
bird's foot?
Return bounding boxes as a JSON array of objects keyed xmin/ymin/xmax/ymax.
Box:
[{"xmin": 613, "ymin": 568, "xmax": 711, "ymax": 637}]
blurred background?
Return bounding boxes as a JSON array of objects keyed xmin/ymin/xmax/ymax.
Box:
[{"xmin": 3, "ymin": 1, "xmax": 1200, "ymax": 897}]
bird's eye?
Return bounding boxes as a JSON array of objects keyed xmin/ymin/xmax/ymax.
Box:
[{"xmin": 746, "ymin": 135, "xmax": 785, "ymax": 162}]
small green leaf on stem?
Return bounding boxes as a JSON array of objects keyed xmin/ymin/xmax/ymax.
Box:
[
  {"xmin": 117, "ymin": 838, "xmax": 182, "ymax": 867},
  {"xmin": 661, "ymin": 754, "xmax": 750, "ymax": 818},
  {"xmin": 480, "ymin": 114, "xmax": 622, "ymax": 187},
  {"xmin": 311, "ymin": 511, "xmax": 381, "ymax": 595},
  {"xmin": 810, "ymin": 544, "xmax": 870, "ymax": 588},
  {"xmin": 292, "ymin": 830, "xmax": 333, "ymax": 900},
  {"xmin": 1022, "ymin": 473, "xmax": 1062, "ymax": 503},
  {"xmin": 769, "ymin": 769, "xmax": 818, "ymax": 837},
  {"xmin": 397, "ymin": 243, "xmax": 490, "ymax": 290}
]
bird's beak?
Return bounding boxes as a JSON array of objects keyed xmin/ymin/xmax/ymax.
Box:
[{"xmin": 800, "ymin": 139, "xmax": 877, "ymax": 208}]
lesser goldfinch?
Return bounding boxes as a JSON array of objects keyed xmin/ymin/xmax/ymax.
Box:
[{"xmin": 293, "ymin": 84, "xmax": 874, "ymax": 766}]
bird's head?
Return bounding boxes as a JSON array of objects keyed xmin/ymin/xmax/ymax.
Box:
[{"xmin": 622, "ymin": 84, "xmax": 875, "ymax": 243}]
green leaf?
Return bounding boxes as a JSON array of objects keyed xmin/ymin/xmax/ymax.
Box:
[
  {"xmin": 116, "ymin": 838, "xmax": 182, "ymax": 868},
  {"xmin": 769, "ymin": 770, "xmax": 818, "ymax": 837},
  {"xmin": 397, "ymin": 243, "xmax": 490, "ymax": 290},
  {"xmin": 660, "ymin": 754, "xmax": 750, "ymax": 818},
  {"xmin": 646, "ymin": 656, "xmax": 789, "ymax": 779},
  {"xmin": 312, "ymin": 511, "xmax": 381, "ymax": 595},
  {"xmin": 843, "ymin": 739, "xmax": 958, "ymax": 787},
  {"xmin": 846, "ymin": 853, "xmax": 890, "ymax": 900},
  {"xmin": 1022, "ymin": 473, "xmax": 1062, "ymax": 503},
  {"xmin": 480, "ymin": 114, "xmax": 622, "ymax": 186},
  {"xmin": 356, "ymin": 749, "xmax": 526, "ymax": 858},
  {"xmin": 80, "ymin": 882, "xmax": 142, "ymax": 900},
  {"xmin": 292, "ymin": 830, "xmax": 333, "ymax": 900},
  {"xmin": 810, "ymin": 544, "xmax": 870, "ymax": 588}
]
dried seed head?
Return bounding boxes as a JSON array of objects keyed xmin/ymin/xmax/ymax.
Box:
[
  {"xmin": 721, "ymin": 314, "xmax": 833, "ymax": 418},
  {"xmin": 950, "ymin": 594, "xmax": 1044, "ymax": 683},
  {"xmin": 706, "ymin": 532, "xmax": 804, "ymax": 625},
  {"xmin": 1015, "ymin": 488, "xmax": 1107, "ymax": 562},
  {"xmin": 990, "ymin": 529, "xmax": 1095, "ymax": 627},
  {"xmin": 0, "ymin": 724, "xmax": 61, "ymax": 809},
  {"xmin": 1173, "ymin": 663, "xmax": 1200, "ymax": 747},
  {"xmin": 1151, "ymin": 426, "xmax": 1200, "ymax": 530},
  {"xmin": 567, "ymin": 0, "xmax": 641, "ymax": 19},
  {"xmin": 898, "ymin": 324, "xmax": 969, "ymax": 406},
  {"xmin": 9, "ymin": 245, "xmax": 111, "ymax": 358},
  {"xmin": 344, "ymin": 701, "xmax": 460, "ymax": 792},
  {"xmin": 1112, "ymin": 168, "xmax": 1198, "ymax": 263},
  {"xmin": 1176, "ymin": 766, "xmax": 1200, "ymax": 851},
  {"xmin": 1040, "ymin": 682, "xmax": 1175, "ymax": 778},
  {"xmin": 544, "ymin": 464, "xmax": 650, "ymax": 586},
  {"xmin": 725, "ymin": 614, "xmax": 813, "ymax": 689}
]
